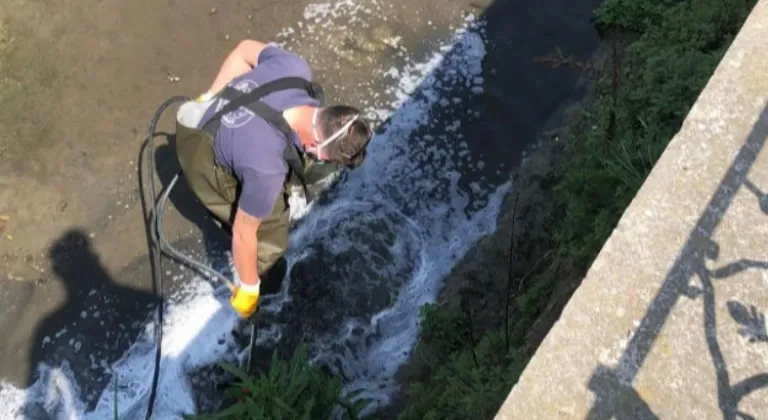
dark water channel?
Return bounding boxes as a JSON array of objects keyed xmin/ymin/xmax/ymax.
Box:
[{"xmin": 0, "ymin": 0, "xmax": 603, "ymax": 418}]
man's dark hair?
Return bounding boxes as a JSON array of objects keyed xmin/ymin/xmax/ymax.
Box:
[{"xmin": 318, "ymin": 105, "xmax": 373, "ymax": 169}]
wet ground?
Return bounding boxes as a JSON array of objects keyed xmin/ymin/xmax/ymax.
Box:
[{"xmin": 0, "ymin": 0, "xmax": 604, "ymax": 416}]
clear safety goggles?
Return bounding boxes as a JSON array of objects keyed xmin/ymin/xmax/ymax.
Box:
[{"xmin": 308, "ymin": 109, "xmax": 360, "ymax": 158}]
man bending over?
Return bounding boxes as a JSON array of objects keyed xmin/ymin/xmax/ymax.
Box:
[{"xmin": 175, "ymin": 39, "xmax": 373, "ymax": 319}]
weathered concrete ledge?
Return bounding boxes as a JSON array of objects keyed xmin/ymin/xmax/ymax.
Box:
[{"xmin": 495, "ymin": 1, "xmax": 768, "ymax": 418}]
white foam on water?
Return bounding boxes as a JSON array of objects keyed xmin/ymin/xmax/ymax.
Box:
[
  {"xmin": 261, "ymin": 9, "xmax": 512, "ymax": 417},
  {"xmin": 0, "ymin": 278, "xmax": 243, "ymax": 420},
  {"xmin": 82, "ymin": 280, "xmax": 242, "ymax": 420},
  {"xmin": 0, "ymin": 2, "xmax": 513, "ymax": 419}
]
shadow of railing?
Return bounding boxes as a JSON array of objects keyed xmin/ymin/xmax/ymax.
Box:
[{"xmin": 585, "ymin": 105, "xmax": 768, "ymax": 420}]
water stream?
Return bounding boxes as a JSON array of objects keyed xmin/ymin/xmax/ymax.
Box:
[{"xmin": 0, "ymin": 3, "xmax": 513, "ymax": 419}]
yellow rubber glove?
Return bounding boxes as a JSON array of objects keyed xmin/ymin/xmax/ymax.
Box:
[{"xmin": 230, "ymin": 281, "xmax": 260, "ymax": 318}]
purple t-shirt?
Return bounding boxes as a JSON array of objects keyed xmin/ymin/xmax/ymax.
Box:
[{"xmin": 199, "ymin": 45, "xmax": 321, "ymax": 218}]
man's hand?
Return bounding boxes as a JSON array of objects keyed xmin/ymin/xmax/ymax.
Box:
[
  {"xmin": 231, "ymin": 282, "xmax": 261, "ymax": 318},
  {"xmin": 231, "ymin": 207, "xmax": 261, "ymax": 318}
]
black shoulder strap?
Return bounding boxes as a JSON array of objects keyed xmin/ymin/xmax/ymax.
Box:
[
  {"xmin": 201, "ymin": 77, "xmax": 325, "ymax": 202},
  {"xmin": 202, "ymin": 77, "xmax": 324, "ymax": 131}
]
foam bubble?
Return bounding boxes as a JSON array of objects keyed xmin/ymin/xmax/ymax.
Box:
[
  {"xmin": 246, "ymin": 9, "xmax": 509, "ymax": 416},
  {"xmin": 0, "ymin": 276, "xmax": 241, "ymax": 420},
  {"xmin": 0, "ymin": 4, "xmax": 511, "ymax": 419}
]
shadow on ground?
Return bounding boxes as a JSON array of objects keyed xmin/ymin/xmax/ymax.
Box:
[
  {"xmin": 147, "ymin": 131, "xmax": 230, "ymax": 258},
  {"xmin": 8, "ymin": 0, "xmax": 608, "ymax": 416},
  {"xmin": 23, "ymin": 230, "xmax": 157, "ymax": 414},
  {"xmin": 586, "ymin": 105, "xmax": 768, "ymax": 420}
]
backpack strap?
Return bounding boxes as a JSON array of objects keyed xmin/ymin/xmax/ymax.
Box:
[{"xmin": 201, "ymin": 77, "xmax": 325, "ymax": 203}]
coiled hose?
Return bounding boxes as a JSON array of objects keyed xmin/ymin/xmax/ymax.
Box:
[{"xmin": 140, "ymin": 96, "xmax": 242, "ymax": 420}]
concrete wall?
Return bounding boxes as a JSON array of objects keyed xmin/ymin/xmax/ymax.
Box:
[{"xmin": 495, "ymin": 1, "xmax": 768, "ymax": 418}]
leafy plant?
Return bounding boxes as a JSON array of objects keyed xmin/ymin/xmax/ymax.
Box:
[
  {"xmin": 593, "ymin": 0, "xmax": 670, "ymax": 33},
  {"xmin": 186, "ymin": 1, "xmax": 758, "ymax": 418},
  {"xmin": 419, "ymin": 303, "xmax": 471, "ymax": 356},
  {"xmin": 399, "ymin": 316, "xmax": 526, "ymax": 420},
  {"xmin": 555, "ymin": 0, "xmax": 754, "ymax": 268},
  {"xmin": 399, "ymin": 0, "xmax": 757, "ymax": 418},
  {"xmin": 190, "ymin": 344, "xmax": 368, "ymax": 420}
]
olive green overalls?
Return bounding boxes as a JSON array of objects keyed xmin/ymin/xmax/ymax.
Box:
[{"xmin": 174, "ymin": 77, "xmax": 325, "ymax": 290}]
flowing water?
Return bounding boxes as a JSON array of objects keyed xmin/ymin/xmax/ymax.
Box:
[{"xmin": 0, "ymin": 3, "xmax": 514, "ymax": 419}]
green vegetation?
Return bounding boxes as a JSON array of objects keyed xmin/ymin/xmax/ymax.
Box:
[
  {"xmin": 195, "ymin": 0, "xmax": 757, "ymax": 418},
  {"xmin": 193, "ymin": 345, "xmax": 367, "ymax": 420},
  {"xmin": 398, "ymin": 0, "xmax": 757, "ymax": 419},
  {"xmin": 398, "ymin": 304, "xmax": 528, "ymax": 420}
]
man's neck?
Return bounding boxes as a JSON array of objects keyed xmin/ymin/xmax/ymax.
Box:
[{"xmin": 284, "ymin": 105, "xmax": 317, "ymax": 149}]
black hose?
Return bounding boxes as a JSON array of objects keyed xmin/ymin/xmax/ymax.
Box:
[
  {"xmin": 155, "ymin": 172, "xmax": 235, "ymax": 288},
  {"xmin": 141, "ymin": 96, "xmax": 240, "ymax": 420},
  {"xmin": 142, "ymin": 95, "xmax": 188, "ymax": 420}
]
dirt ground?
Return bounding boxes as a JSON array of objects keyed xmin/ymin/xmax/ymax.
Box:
[
  {"xmin": 0, "ymin": 0, "xmax": 485, "ymax": 390},
  {"xmin": 0, "ymin": 0, "xmax": 286, "ymax": 280},
  {"xmin": 0, "ymin": 0, "xmax": 606, "ymax": 411},
  {"xmin": 0, "ymin": 0, "xmax": 477, "ymax": 283},
  {"xmin": 0, "ymin": 0, "xmax": 315, "ymax": 385}
]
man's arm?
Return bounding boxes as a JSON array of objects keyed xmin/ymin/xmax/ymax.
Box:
[
  {"xmin": 207, "ymin": 39, "xmax": 269, "ymax": 96},
  {"xmin": 231, "ymin": 207, "xmax": 261, "ymax": 287}
]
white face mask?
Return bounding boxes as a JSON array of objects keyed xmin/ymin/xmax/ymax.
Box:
[{"xmin": 308, "ymin": 108, "xmax": 359, "ymax": 159}]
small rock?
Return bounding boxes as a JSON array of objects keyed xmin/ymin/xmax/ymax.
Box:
[
  {"xmin": 224, "ymin": 34, "xmax": 230, "ymax": 41},
  {"xmin": 209, "ymin": 7, "xmax": 217, "ymax": 14}
]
